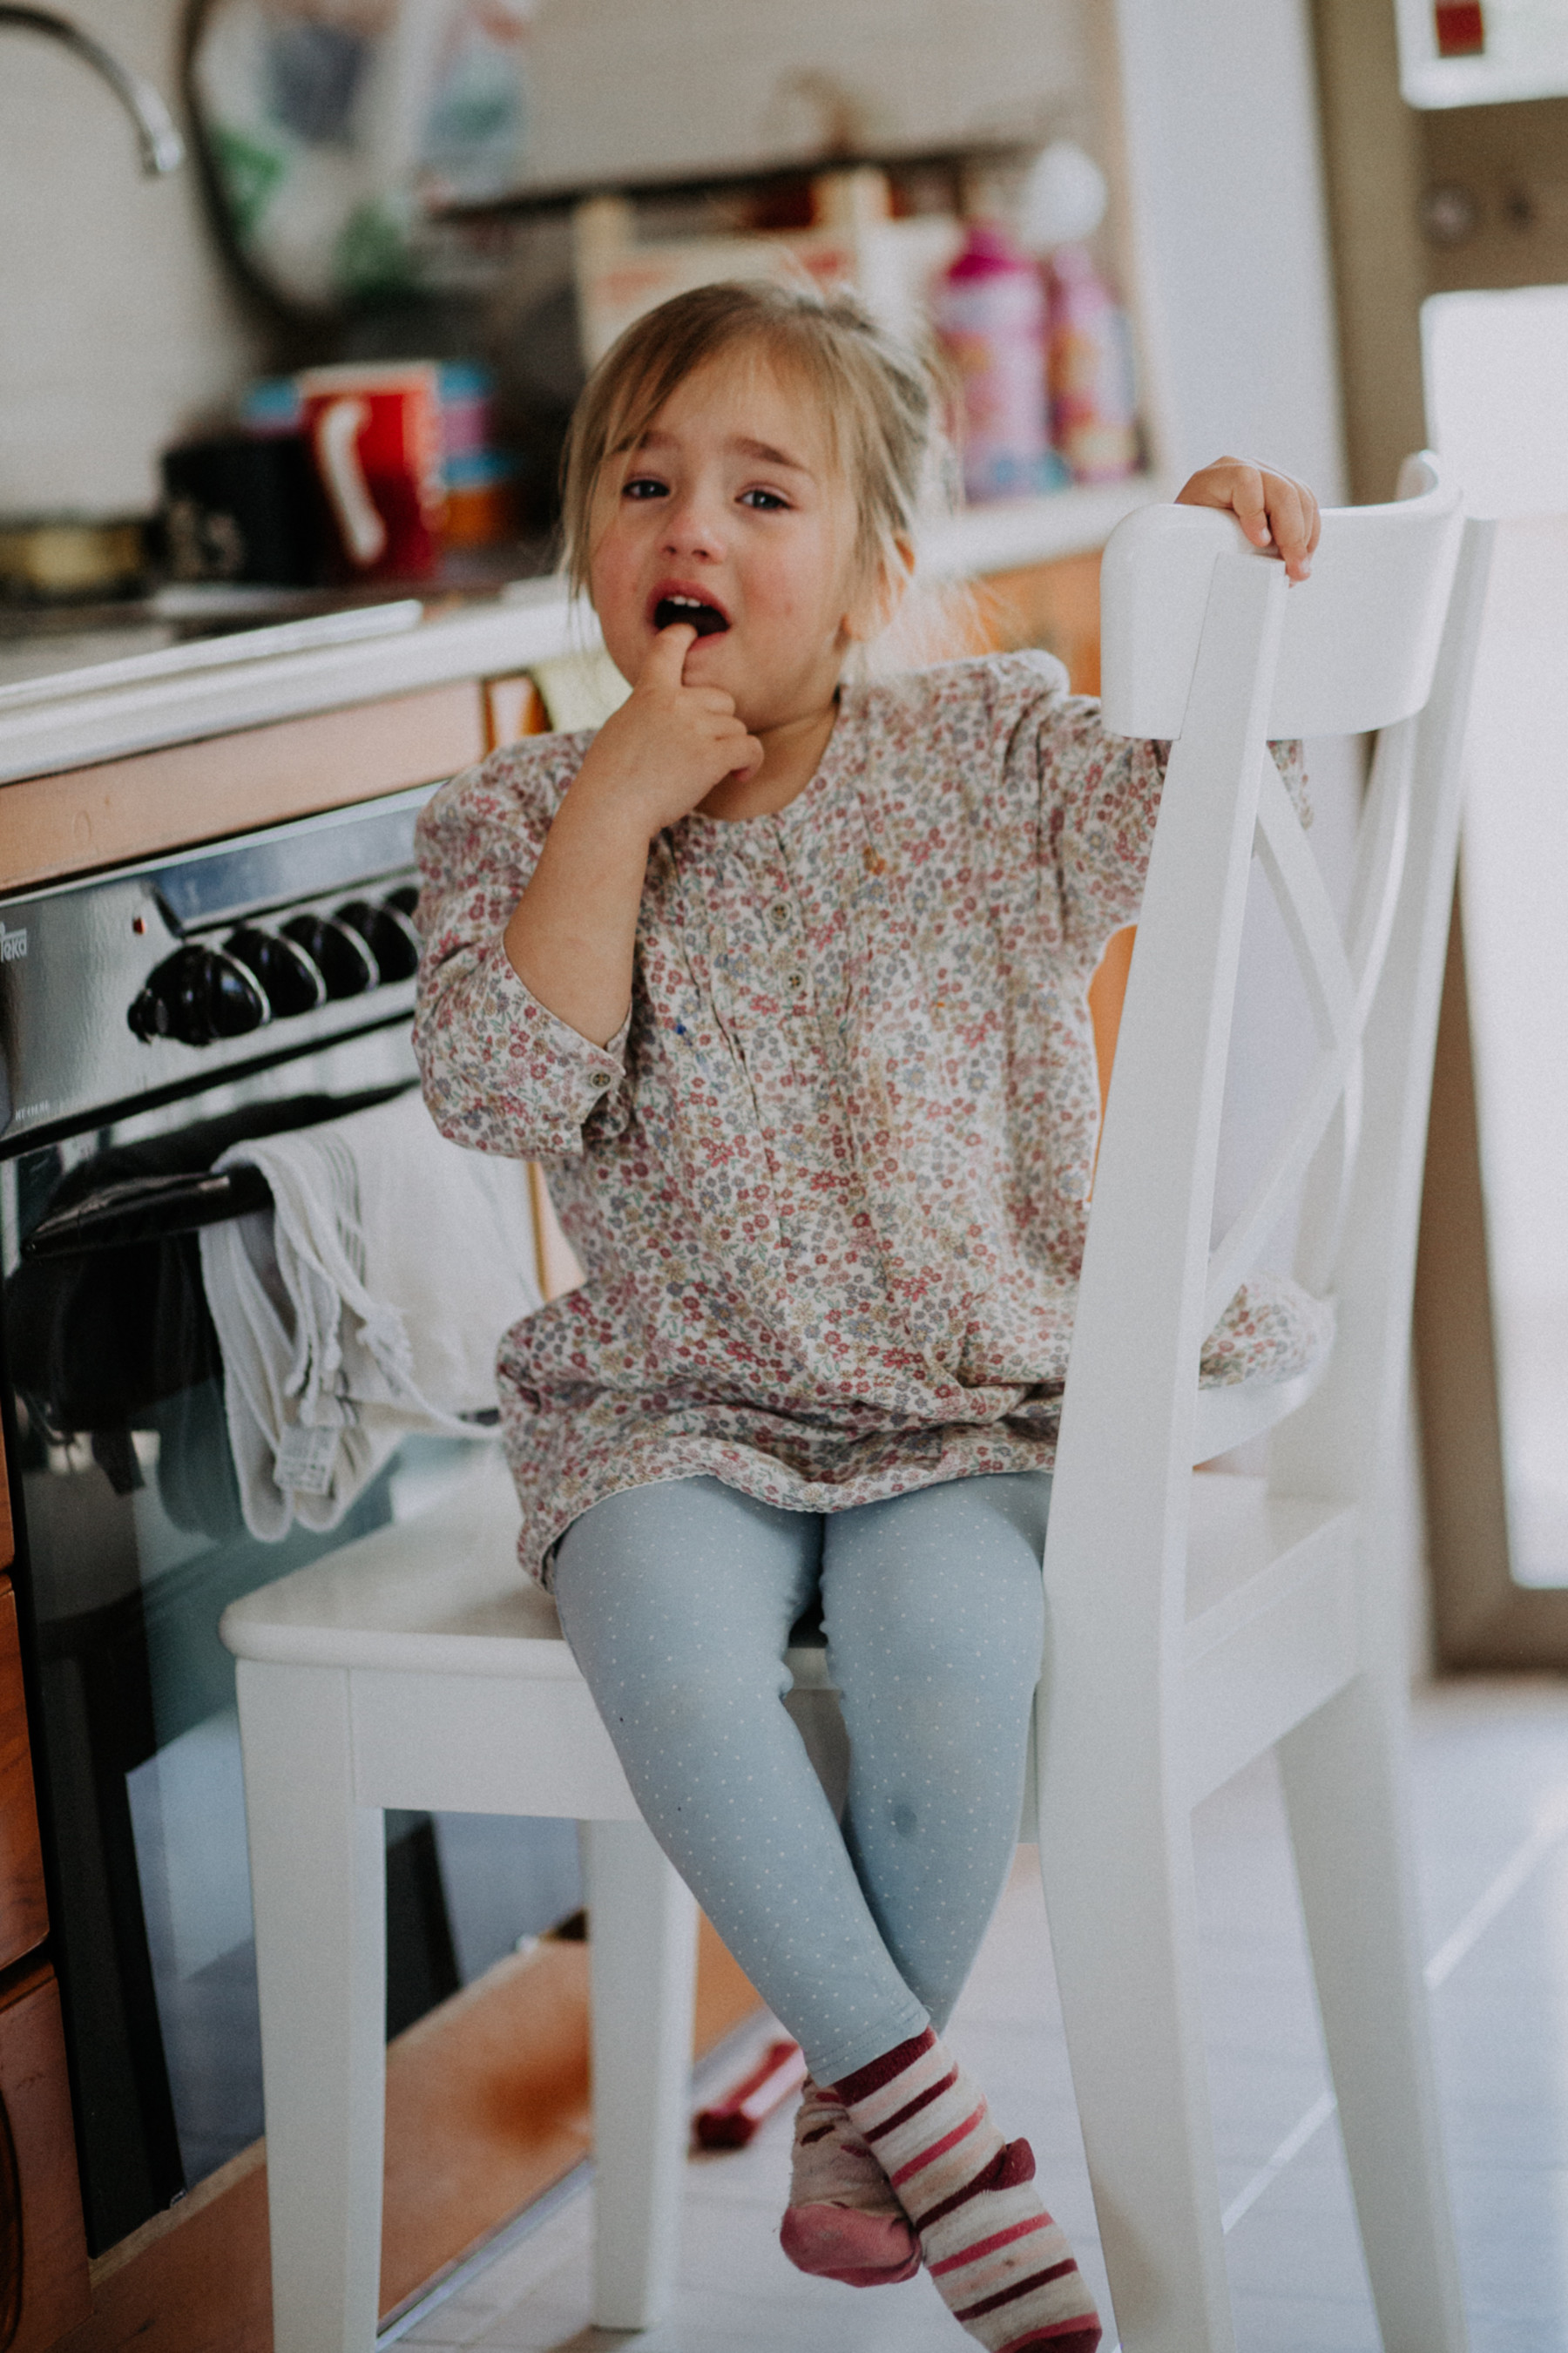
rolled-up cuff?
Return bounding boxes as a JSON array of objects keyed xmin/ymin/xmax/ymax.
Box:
[
  {"xmin": 504, "ymin": 958, "xmax": 629, "ymax": 1129},
  {"xmin": 417, "ymin": 939, "xmax": 630, "ymax": 1156}
]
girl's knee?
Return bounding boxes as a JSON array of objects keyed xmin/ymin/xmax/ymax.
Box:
[{"xmin": 824, "ymin": 1481, "xmax": 1046, "ymax": 1699}]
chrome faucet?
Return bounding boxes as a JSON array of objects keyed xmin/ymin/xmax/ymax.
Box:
[{"xmin": 0, "ymin": 5, "xmax": 185, "ymax": 176}]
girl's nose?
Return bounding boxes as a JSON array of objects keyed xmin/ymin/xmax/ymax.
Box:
[{"xmin": 661, "ymin": 489, "xmax": 725, "ymax": 560}]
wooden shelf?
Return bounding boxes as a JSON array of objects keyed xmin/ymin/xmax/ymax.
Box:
[{"xmin": 438, "ymin": 136, "xmax": 1040, "ymax": 222}]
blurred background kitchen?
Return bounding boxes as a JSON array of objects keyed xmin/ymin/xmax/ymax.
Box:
[
  {"xmin": 3, "ymin": 4, "xmax": 1568, "ymax": 2351},
  {"xmin": 0, "ymin": 0, "xmax": 1146, "ymax": 625}
]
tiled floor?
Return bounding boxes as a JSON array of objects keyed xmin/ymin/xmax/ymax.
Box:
[{"xmin": 399, "ymin": 1675, "xmax": 1568, "ymax": 2352}]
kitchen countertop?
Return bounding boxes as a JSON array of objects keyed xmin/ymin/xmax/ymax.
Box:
[{"xmin": 0, "ymin": 477, "xmax": 1160, "ymax": 786}]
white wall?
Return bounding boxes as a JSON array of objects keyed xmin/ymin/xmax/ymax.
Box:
[
  {"xmin": 1108, "ymin": 0, "xmax": 1347, "ymax": 501},
  {"xmin": 520, "ymin": 0, "xmax": 1093, "ymax": 189},
  {"xmin": 1109, "ymin": 0, "xmax": 1354, "ymax": 1268},
  {"xmin": 1460, "ymin": 517, "xmax": 1568, "ymax": 1588},
  {"xmin": 0, "ymin": 0, "xmax": 267, "ymax": 517}
]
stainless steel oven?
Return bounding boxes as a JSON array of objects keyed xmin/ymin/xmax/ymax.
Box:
[{"xmin": 0, "ymin": 790, "xmax": 579, "ymax": 2254}]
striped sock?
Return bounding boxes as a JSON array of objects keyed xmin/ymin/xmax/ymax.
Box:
[
  {"xmin": 779, "ymin": 2079, "xmax": 920, "ymax": 2286},
  {"xmin": 836, "ymin": 2030, "xmax": 1101, "ymax": 2351}
]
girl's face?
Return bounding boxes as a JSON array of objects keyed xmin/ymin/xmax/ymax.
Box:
[{"xmin": 588, "ymin": 347, "xmax": 868, "ymax": 734}]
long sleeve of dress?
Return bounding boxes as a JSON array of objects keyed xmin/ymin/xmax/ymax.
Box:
[
  {"xmin": 985, "ymin": 652, "xmax": 1307, "ymax": 971},
  {"xmin": 413, "ymin": 735, "xmax": 632, "ymax": 1160}
]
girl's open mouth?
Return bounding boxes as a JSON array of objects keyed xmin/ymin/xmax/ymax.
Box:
[{"xmin": 653, "ymin": 593, "xmax": 730, "ymax": 637}]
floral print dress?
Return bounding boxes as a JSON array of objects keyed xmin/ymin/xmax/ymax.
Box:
[{"xmin": 414, "ymin": 651, "xmax": 1330, "ymax": 1582}]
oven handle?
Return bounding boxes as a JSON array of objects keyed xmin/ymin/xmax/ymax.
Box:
[{"xmin": 21, "ymin": 1166, "xmax": 274, "ymax": 1259}]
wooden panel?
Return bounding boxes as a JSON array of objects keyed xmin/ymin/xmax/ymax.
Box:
[
  {"xmin": 967, "ymin": 551, "xmax": 1105, "ymax": 695},
  {"xmin": 378, "ymin": 1913, "xmax": 758, "ymax": 2319},
  {"xmin": 0, "ymin": 1963, "xmax": 91, "ymax": 2353},
  {"xmin": 1088, "ymin": 925, "xmax": 1136, "ymax": 1126},
  {"xmin": 1308, "ymin": 0, "xmax": 1429, "ymax": 504},
  {"xmin": 0, "ymin": 1450, "xmax": 10, "ymax": 1579},
  {"xmin": 0, "ymin": 684, "xmax": 487, "ymax": 893},
  {"xmin": 380, "ymin": 1937, "xmax": 592, "ymax": 2318},
  {"xmin": 692, "ymin": 1910, "xmax": 763, "ymax": 2055},
  {"xmin": 484, "ymin": 675, "xmax": 550, "ymax": 751},
  {"xmin": 0, "ymin": 1585, "xmax": 46, "ymax": 1975},
  {"xmin": 57, "ymin": 2145, "xmax": 270, "ymax": 2353},
  {"xmin": 1421, "ymin": 98, "xmax": 1568, "ymax": 302},
  {"xmin": 1415, "ymin": 893, "xmax": 1568, "ymax": 1663},
  {"xmin": 53, "ymin": 1910, "xmax": 760, "ymax": 2353}
]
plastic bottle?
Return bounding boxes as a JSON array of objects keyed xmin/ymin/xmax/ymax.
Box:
[
  {"xmin": 933, "ymin": 220, "xmax": 1062, "ymax": 504},
  {"xmin": 1046, "ymin": 242, "xmax": 1139, "ymax": 485}
]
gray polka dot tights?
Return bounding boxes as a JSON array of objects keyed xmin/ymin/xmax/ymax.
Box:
[{"xmin": 551, "ymin": 1472, "xmax": 1049, "ymax": 2085}]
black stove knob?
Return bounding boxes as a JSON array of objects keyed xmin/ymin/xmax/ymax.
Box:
[
  {"xmin": 128, "ymin": 944, "xmax": 271, "ymax": 1046},
  {"xmin": 280, "ymin": 912, "xmax": 377, "ymax": 999},
  {"xmin": 382, "ymin": 882, "xmax": 419, "ymax": 921},
  {"xmin": 226, "ymin": 924, "xmax": 327, "ymax": 1019},
  {"xmin": 335, "ymin": 898, "xmax": 420, "ymax": 985}
]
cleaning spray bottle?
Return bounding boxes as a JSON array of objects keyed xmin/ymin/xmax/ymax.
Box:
[
  {"xmin": 932, "ymin": 215, "xmax": 1063, "ymax": 504},
  {"xmin": 1018, "ymin": 143, "xmax": 1139, "ymax": 485}
]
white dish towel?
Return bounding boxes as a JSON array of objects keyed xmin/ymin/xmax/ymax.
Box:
[{"xmin": 199, "ymin": 1090, "xmax": 543, "ymax": 1538}]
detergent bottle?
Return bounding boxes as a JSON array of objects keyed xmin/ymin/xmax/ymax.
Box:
[
  {"xmin": 933, "ymin": 219, "xmax": 1061, "ymax": 504},
  {"xmin": 1046, "ymin": 240, "xmax": 1139, "ymax": 484}
]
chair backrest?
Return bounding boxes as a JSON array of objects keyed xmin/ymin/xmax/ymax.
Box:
[
  {"xmin": 1046, "ymin": 459, "xmax": 1489, "ymax": 1625},
  {"xmin": 1099, "ymin": 456, "xmax": 1461, "ymax": 740}
]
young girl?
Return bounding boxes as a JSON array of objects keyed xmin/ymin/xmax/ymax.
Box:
[{"xmin": 414, "ymin": 280, "xmax": 1321, "ymax": 2352}]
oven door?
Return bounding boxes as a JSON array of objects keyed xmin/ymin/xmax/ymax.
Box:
[{"xmin": 1, "ymin": 1032, "xmax": 580, "ymax": 2254}]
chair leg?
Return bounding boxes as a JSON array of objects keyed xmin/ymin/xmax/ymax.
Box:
[
  {"xmin": 236, "ymin": 1659, "xmax": 387, "ymax": 2353},
  {"xmin": 1034, "ymin": 1689, "xmax": 1236, "ymax": 2353},
  {"xmin": 582, "ymin": 1817, "xmax": 700, "ymax": 2331},
  {"xmin": 1278, "ymin": 1671, "xmax": 1470, "ymax": 2353}
]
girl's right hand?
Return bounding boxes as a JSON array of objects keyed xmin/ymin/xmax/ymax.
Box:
[{"xmin": 572, "ymin": 623, "xmax": 764, "ymax": 839}]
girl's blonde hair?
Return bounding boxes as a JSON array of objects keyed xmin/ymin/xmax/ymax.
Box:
[{"xmin": 559, "ymin": 279, "xmax": 945, "ymax": 620}]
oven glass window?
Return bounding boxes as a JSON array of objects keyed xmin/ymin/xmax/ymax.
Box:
[{"xmin": 3, "ymin": 1032, "xmax": 580, "ymax": 2251}]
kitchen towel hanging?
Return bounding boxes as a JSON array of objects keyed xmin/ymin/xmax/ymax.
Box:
[{"xmin": 199, "ymin": 1091, "xmax": 543, "ymax": 1538}]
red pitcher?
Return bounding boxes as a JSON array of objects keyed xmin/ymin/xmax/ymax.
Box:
[{"xmin": 298, "ymin": 362, "xmax": 446, "ymax": 582}]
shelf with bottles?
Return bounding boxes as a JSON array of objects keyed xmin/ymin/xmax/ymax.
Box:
[{"xmin": 564, "ymin": 142, "xmax": 1146, "ymax": 517}]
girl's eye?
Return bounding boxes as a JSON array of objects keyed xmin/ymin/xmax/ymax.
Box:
[
  {"xmin": 740, "ymin": 487, "xmax": 789, "ymax": 511},
  {"xmin": 623, "ymin": 476, "xmax": 668, "ymax": 501}
]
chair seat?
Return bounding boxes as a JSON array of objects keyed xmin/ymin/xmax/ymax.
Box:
[
  {"xmin": 220, "ymin": 1448, "xmax": 568, "ymax": 1678},
  {"xmin": 1193, "ymin": 1355, "xmax": 1328, "ymax": 1458},
  {"xmin": 1193, "ymin": 1272, "xmax": 1335, "ymax": 1459},
  {"xmin": 220, "ymin": 1445, "xmax": 1356, "ymax": 1812}
]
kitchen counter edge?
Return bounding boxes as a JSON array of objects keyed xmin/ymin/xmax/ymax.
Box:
[{"xmin": 0, "ymin": 478, "xmax": 1160, "ymax": 788}]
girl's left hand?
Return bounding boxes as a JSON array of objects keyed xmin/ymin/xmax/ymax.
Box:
[{"xmin": 1176, "ymin": 457, "xmax": 1321, "ymax": 583}]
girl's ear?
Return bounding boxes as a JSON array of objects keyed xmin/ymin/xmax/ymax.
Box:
[{"xmin": 844, "ymin": 535, "xmax": 917, "ymax": 645}]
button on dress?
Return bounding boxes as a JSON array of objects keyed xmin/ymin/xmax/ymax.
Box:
[{"xmin": 414, "ymin": 652, "xmax": 1330, "ymax": 1582}]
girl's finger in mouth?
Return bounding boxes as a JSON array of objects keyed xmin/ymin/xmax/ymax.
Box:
[{"xmin": 652, "ymin": 592, "xmax": 730, "ymax": 637}]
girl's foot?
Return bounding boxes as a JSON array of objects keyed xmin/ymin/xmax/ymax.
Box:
[
  {"xmin": 779, "ymin": 2078, "xmax": 921, "ymax": 2286},
  {"xmin": 836, "ymin": 2030, "xmax": 1102, "ymax": 2350}
]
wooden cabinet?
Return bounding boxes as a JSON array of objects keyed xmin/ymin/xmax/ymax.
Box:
[
  {"xmin": 0, "ymin": 685, "xmax": 488, "ymax": 895},
  {"xmin": 970, "ymin": 551, "xmax": 1105, "ymax": 696},
  {"xmin": 0, "ymin": 1966, "xmax": 90, "ymax": 2353},
  {"xmin": 0, "ymin": 1466, "xmax": 90, "ymax": 2353},
  {"xmin": 0, "ymin": 1586, "xmax": 45, "ymax": 1979},
  {"xmin": 483, "ymin": 674, "xmax": 548, "ymax": 750}
]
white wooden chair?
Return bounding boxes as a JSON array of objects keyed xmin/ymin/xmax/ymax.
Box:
[
  {"xmin": 1034, "ymin": 454, "xmax": 1490, "ymax": 2352},
  {"xmin": 220, "ymin": 456, "xmax": 1490, "ymax": 2353}
]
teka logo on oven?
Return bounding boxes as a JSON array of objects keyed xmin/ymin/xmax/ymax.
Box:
[{"xmin": 0, "ymin": 922, "xmax": 27, "ymax": 964}]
